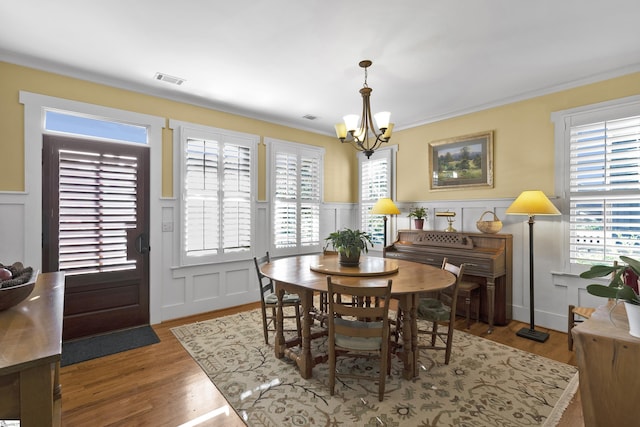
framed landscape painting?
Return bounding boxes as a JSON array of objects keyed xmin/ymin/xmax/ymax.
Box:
[{"xmin": 429, "ymin": 131, "xmax": 494, "ymax": 190}]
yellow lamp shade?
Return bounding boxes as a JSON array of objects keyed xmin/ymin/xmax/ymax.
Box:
[
  {"xmin": 506, "ymin": 190, "xmax": 560, "ymax": 216},
  {"xmin": 382, "ymin": 123, "xmax": 394, "ymax": 139},
  {"xmin": 334, "ymin": 123, "xmax": 347, "ymax": 139},
  {"xmin": 370, "ymin": 198, "xmax": 400, "ymax": 215}
]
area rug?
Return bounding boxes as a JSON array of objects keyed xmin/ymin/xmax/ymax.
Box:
[
  {"xmin": 172, "ymin": 309, "xmax": 577, "ymax": 426},
  {"xmin": 543, "ymin": 371, "xmax": 580, "ymax": 426},
  {"xmin": 61, "ymin": 325, "xmax": 160, "ymax": 366}
]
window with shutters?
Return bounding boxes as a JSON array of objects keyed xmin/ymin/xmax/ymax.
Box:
[
  {"xmin": 359, "ymin": 147, "xmax": 397, "ymax": 247},
  {"xmin": 267, "ymin": 138, "xmax": 323, "ymax": 257},
  {"xmin": 57, "ymin": 148, "xmax": 139, "ymax": 275},
  {"xmin": 179, "ymin": 124, "xmax": 257, "ymax": 265},
  {"xmin": 553, "ymin": 96, "xmax": 640, "ymax": 268}
]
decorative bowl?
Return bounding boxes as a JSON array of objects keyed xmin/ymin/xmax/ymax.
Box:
[{"xmin": 0, "ymin": 270, "xmax": 38, "ymax": 311}]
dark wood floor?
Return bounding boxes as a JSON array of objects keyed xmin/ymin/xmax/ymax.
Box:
[{"xmin": 59, "ymin": 303, "xmax": 583, "ymax": 426}]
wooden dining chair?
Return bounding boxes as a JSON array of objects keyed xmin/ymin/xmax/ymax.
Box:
[
  {"xmin": 326, "ymin": 276, "xmax": 393, "ymax": 402},
  {"xmin": 319, "ymin": 250, "xmax": 364, "ymax": 315},
  {"xmin": 567, "ymin": 304, "xmax": 595, "ymax": 351},
  {"xmin": 441, "ymin": 257, "xmax": 480, "ymax": 329},
  {"xmin": 414, "ymin": 260, "xmax": 466, "ymax": 365},
  {"xmin": 253, "ymin": 252, "xmax": 302, "ymax": 345}
]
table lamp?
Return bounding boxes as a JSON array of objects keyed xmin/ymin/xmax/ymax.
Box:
[
  {"xmin": 506, "ymin": 190, "xmax": 560, "ymax": 342},
  {"xmin": 370, "ymin": 198, "xmax": 400, "ymax": 248}
]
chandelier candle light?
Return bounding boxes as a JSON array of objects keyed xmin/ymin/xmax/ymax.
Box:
[
  {"xmin": 335, "ymin": 60, "xmax": 394, "ymax": 158},
  {"xmin": 506, "ymin": 190, "xmax": 561, "ymax": 343}
]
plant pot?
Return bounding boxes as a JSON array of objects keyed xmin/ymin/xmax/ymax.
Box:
[
  {"xmin": 624, "ymin": 301, "xmax": 640, "ymax": 338},
  {"xmin": 339, "ymin": 251, "xmax": 361, "ymax": 266},
  {"xmin": 414, "ymin": 219, "xmax": 424, "ymax": 230}
]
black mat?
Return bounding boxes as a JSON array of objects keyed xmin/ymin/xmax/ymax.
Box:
[{"xmin": 61, "ymin": 325, "xmax": 160, "ymax": 367}]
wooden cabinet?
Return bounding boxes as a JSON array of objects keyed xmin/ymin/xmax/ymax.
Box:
[
  {"xmin": 0, "ymin": 272, "xmax": 65, "ymax": 427},
  {"xmin": 572, "ymin": 303, "xmax": 640, "ymax": 427}
]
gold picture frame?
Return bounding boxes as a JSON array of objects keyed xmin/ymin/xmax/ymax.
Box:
[{"xmin": 429, "ymin": 131, "xmax": 494, "ymax": 190}]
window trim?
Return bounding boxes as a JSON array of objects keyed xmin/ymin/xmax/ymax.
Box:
[
  {"xmin": 552, "ymin": 94, "xmax": 640, "ymax": 273},
  {"xmin": 358, "ymin": 145, "xmax": 398, "ymax": 250},
  {"xmin": 265, "ymin": 137, "xmax": 324, "ymax": 258},
  {"xmin": 19, "ymin": 90, "xmax": 164, "ymax": 324},
  {"xmin": 172, "ymin": 120, "xmax": 258, "ymax": 266}
]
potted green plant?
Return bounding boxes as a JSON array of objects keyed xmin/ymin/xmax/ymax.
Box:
[
  {"xmin": 324, "ymin": 228, "xmax": 373, "ymax": 266},
  {"xmin": 408, "ymin": 206, "xmax": 427, "ymax": 230},
  {"xmin": 580, "ymin": 255, "xmax": 640, "ymax": 337}
]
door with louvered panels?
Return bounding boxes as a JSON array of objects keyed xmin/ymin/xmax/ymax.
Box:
[{"xmin": 42, "ymin": 134, "xmax": 150, "ymax": 340}]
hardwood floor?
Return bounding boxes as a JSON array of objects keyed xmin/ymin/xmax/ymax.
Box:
[{"xmin": 59, "ymin": 303, "xmax": 583, "ymax": 426}]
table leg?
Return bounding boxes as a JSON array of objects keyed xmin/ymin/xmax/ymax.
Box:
[
  {"xmin": 487, "ymin": 279, "xmax": 495, "ymax": 334},
  {"xmin": 274, "ymin": 283, "xmax": 317, "ymax": 379},
  {"xmin": 410, "ymin": 294, "xmax": 419, "ymax": 379},
  {"xmin": 398, "ymin": 294, "xmax": 415, "ymax": 380},
  {"xmin": 297, "ymin": 290, "xmax": 314, "ymax": 379}
]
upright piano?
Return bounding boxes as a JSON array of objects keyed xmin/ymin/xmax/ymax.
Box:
[{"xmin": 384, "ymin": 230, "xmax": 512, "ymax": 332}]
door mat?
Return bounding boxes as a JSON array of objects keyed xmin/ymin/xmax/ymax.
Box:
[{"xmin": 61, "ymin": 325, "xmax": 160, "ymax": 366}]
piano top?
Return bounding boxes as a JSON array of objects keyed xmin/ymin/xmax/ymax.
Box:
[
  {"xmin": 390, "ymin": 229, "xmax": 511, "ymax": 251},
  {"xmin": 385, "ymin": 230, "xmax": 512, "ymax": 278}
]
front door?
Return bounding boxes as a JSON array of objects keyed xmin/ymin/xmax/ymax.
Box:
[{"xmin": 42, "ymin": 134, "xmax": 150, "ymax": 340}]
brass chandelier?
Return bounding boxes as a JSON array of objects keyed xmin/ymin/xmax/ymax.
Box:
[{"xmin": 334, "ymin": 60, "xmax": 394, "ymax": 158}]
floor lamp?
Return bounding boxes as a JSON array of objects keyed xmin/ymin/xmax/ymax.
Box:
[
  {"xmin": 370, "ymin": 198, "xmax": 400, "ymax": 248},
  {"xmin": 506, "ymin": 190, "xmax": 560, "ymax": 343}
]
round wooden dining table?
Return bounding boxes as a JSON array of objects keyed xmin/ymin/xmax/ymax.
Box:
[{"xmin": 259, "ymin": 254, "xmax": 456, "ymax": 380}]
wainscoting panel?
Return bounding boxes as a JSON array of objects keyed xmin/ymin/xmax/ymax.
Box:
[
  {"xmin": 0, "ymin": 195, "xmax": 27, "ymax": 265},
  {"xmin": 193, "ymin": 272, "xmax": 221, "ymax": 301},
  {"xmin": 0, "ymin": 189, "xmax": 587, "ymax": 332}
]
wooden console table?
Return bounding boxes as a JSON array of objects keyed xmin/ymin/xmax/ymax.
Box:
[
  {"xmin": 0, "ymin": 272, "xmax": 65, "ymax": 427},
  {"xmin": 572, "ymin": 302, "xmax": 640, "ymax": 427}
]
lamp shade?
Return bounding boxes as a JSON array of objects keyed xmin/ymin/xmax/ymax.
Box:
[
  {"xmin": 374, "ymin": 111, "xmax": 391, "ymax": 129},
  {"xmin": 343, "ymin": 114, "xmax": 360, "ymax": 132},
  {"xmin": 370, "ymin": 198, "xmax": 400, "ymax": 215},
  {"xmin": 505, "ymin": 190, "xmax": 560, "ymax": 216}
]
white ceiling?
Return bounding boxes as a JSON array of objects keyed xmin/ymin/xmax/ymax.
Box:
[{"xmin": 2, "ymin": 1, "xmax": 640, "ymax": 136}]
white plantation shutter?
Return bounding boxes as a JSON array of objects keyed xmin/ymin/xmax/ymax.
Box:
[
  {"xmin": 181, "ymin": 125, "xmax": 256, "ymax": 264},
  {"xmin": 300, "ymin": 155, "xmax": 321, "ymax": 246},
  {"xmin": 58, "ymin": 149, "xmax": 138, "ymax": 274},
  {"xmin": 269, "ymin": 139, "xmax": 323, "ymax": 255},
  {"xmin": 360, "ymin": 149, "xmax": 393, "ymax": 246},
  {"xmin": 185, "ymin": 137, "xmax": 219, "ymax": 257},
  {"xmin": 274, "ymin": 152, "xmax": 298, "ymax": 248},
  {"xmin": 569, "ymin": 115, "xmax": 640, "ymax": 264},
  {"xmin": 223, "ymin": 143, "xmax": 252, "ymax": 252}
]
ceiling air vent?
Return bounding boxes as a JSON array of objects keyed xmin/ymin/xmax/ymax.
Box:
[
  {"xmin": 154, "ymin": 72, "xmax": 185, "ymax": 86},
  {"xmin": 303, "ymin": 114, "xmax": 318, "ymax": 120}
]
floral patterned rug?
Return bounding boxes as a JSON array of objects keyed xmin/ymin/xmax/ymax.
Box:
[{"xmin": 171, "ymin": 309, "xmax": 577, "ymax": 427}]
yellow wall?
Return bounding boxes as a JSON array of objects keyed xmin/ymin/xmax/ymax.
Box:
[
  {"xmin": 0, "ymin": 62, "xmax": 357, "ymax": 202},
  {"xmin": 2, "ymin": 61, "xmax": 639, "ymax": 203},
  {"xmin": 395, "ymin": 72, "xmax": 640, "ymax": 201}
]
